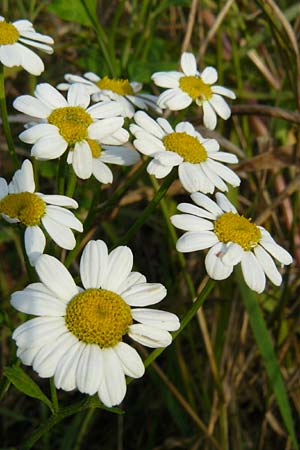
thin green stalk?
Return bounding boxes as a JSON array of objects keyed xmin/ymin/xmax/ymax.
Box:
[
  {"xmin": 108, "ymin": 0, "xmax": 126, "ymax": 49},
  {"xmin": 20, "ymin": 228, "xmax": 37, "ymax": 283},
  {"xmin": 80, "ymin": 0, "xmax": 118, "ymax": 77},
  {"xmin": 50, "ymin": 378, "xmax": 59, "ymax": 413},
  {"xmin": 57, "ymin": 151, "xmax": 68, "ymax": 195},
  {"xmin": 0, "ymin": 63, "xmax": 18, "ymax": 168},
  {"xmin": 66, "ymin": 168, "xmax": 77, "ymax": 198},
  {"xmin": 73, "ymin": 408, "xmax": 95, "ymax": 450},
  {"xmin": 115, "ymin": 170, "xmax": 177, "ymax": 247}
]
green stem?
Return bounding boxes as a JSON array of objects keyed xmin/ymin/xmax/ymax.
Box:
[
  {"xmin": 66, "ymin": 167, "xmax": 77, "ymax": 198},
  {"xmin": 115, "ymin": 170, "xmax": 177, "ymax": 247},
  {"xmin": 20, "ymin": 227, "xmax": 37, "ymax": 283},
  {"xmin": 0, "ymin": 63, "xmax": 18, "ymax": 167},
  {"xmin": 57, "ymin": 151, "xmax": 68, "ymax": 195},
  {"xmin": 73, "ymin": 408, "xmax": 95, "ymax": 450},
  {"xmin": 49, "ymin": 378, "xmax": 59, "ymax": 413}
]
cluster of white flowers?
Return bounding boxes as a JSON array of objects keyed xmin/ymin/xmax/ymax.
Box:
[{"xmin": 0, "ymin": 15, "xmax": 292, "ymax": 409}]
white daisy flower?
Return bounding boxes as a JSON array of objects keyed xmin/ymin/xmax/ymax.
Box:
[
  {"xmin": 171, "ymin": 192, "xmax": 293, "ymax": 293},
  {"xmin": 130, "ymin": 111, "xmax": 240, "ymax": 193},
  {"xmin": 11, "ymin": 239, "xmax": 180, "ymax": 407},
  {"xmin": 0, "ymin": 16, "xmax": 53, "ymax": 75},
  {"xmin": 13, "ymin": 83, "xmax": 137, "ymax": 181},
  {"xmin": 0, "ymin": 160, "xmax": 82, "ymax": 265},
  {"xmin": 57, "ymin": 72, "xmax": 160, "ymax": 118},
  {"xmin": 152, "ymin": 52, "xmax": 236, "ymax": 130}
]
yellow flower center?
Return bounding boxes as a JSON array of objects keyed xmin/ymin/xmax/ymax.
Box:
[
  {"xmin": 179, "ymin": 76, "xmax": 212, "ymax": 102},
  {"xmin": 0, "ymin": 192, "xmax": 46, "ymax": 226},
  {"xmin": 48, "ymin": 106, "xmax": 93, "ymax": 145},
  {"xmin": 0, "ymin": 21, "xmax": 20, "ymax": 45},
  {"xmin": 163, "ymin": 132, "xmax": 207, "ymax": 163},
  {"xmin": 214, "ymin": 212, "xmax": 262, "ymax": 251},
  {"xmin": 87, "ymin": 139, "xmax": 102, "ymax": 158},
  {"xmin": 65, "ymin": 288, "xmax": 132, "ymax": 348},
  {"xmin": 97, "ymin": 76, "xmax": 134, "ymax": 96}
]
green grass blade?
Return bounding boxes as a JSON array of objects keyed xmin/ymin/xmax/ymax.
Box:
[{"xmin": 237, "ymin": 270, "xmax": 298, "ymax": 449}]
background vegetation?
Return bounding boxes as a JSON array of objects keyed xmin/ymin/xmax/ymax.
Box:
[{"xmin": 1, "ymin": 0, "xmax": 300, "ymax": 449}]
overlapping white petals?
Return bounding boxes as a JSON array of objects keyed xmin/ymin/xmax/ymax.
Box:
[
  {"xmin": 171, "ymin": 193, "xmax": 293, "ymax": 293},
  {"xmin": 130, "ymin": 113, "xmax": 239, "ymax": 193},
  {"xmin": 11, "ymin": 240, "xmax": 179, "ymax": 408}
]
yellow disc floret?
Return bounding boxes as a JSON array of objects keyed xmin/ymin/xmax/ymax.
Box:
[
  {"xmin": 0, "ymin": 192, "xmax": 46, "ymax": 226},
  {"xmin": 86, "ymin": 139, "xmax": 102, "ymax": 158},
  {"xmin": 97, "ymin": 76, "xmax": 134, "ymax": 96},
  {"xmin": 214, "ymin": 212, "xmax": 262, "ymax": 251},
  {"xmin": 163, "ymin": 132, "xmax": 207, "ymax": 163},
  {"xmin": 0, "ymin": 21, "xmax": 20, "ymax": 45},
  {"xmin": 48, "ymin": 106, "xmax": 93, "ymax": 145},
  {"xmin": 65, "ymin": 288, "xmax": 132, "ymax": 348},
  {"xmin": 179, "ymin": 76, "xmax": 212, "ymax": 102}
]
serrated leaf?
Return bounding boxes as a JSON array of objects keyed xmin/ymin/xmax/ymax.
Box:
[
  {"xmin": 47, "ymin": 0, "xmax": 96, "ymax": 26},
  {"xmin": 4, "ymin": 366, "xmax": 53, "ymax": 412}
]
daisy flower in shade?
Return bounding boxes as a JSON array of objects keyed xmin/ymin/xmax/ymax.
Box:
[
  {"xmin": 11, "ymin": 239, "xmax": 180, "ymax": 407},
  {"xmin": 152, "ymin": 52, "xmax": 236, "ymax": 130},
  {"xmin": 13, "ymin": 83, "xmax": 131, "ymax": 180},
  {"xmin": 171, "ymin": 192, "xmax": 293, "ymax": 293},
  {"xmin": 0, "ymin": 160, "xmax": 82, "ymax": 265},
  {"xmin": 0, "ymin": 16, "xmax": 53, "ymax": 75},
  {"xmin": 57, "ymin": 72, "xmax": 160, "ymax": 118},
  {"xmin": 130, "ymin": 111, "xmax": 240, "ymax": 194}
]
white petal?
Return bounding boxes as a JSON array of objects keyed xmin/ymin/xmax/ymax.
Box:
[
  {"xmin": 31, "ymin": 135, "xmax": 68, "ymax": 160},
  {"xmin": 11, "ymin": 283, "xmax": 66, "ymax": 316},
  {"xmin": 122, "ymin": 283, "xmax": 166, "ymax": 306},
  {"xmin": 133, "ymin": 133, "xmax": 165, "ymax": 156},
  {"xmin": 0, "ymin": 44, "xmax": 21, "ymax": 68},
  {"xmin": 88, "ymin": 117, "xmax": 124, "ymax": 140},
  {"xmin": 209, "ymin": 151, "xmax": 238, "ymax": 164},
  {"xmin": 102, "ymin": 246, "xmax": 133, "ymax": 292},
  {"xmin": 131, "ymin": 309, "xmax": 180, "ymax": 331},
  {"xmin": 34, "ymin": 83, "xmax": 67, "ymax": 109},
  {"xmin": 67, "ymin": 83, "xmax": 90, "ymax": 108},
  {"xmin": 222, "ymin": 242, "xmax": 244, "ymax": 266},
  {"xmin": 19, "ymin": 124, "xmax": 59, "ymax": 144},
  {"xmin": 176, "ymin": 231, "xmax": 218, "ymax": 252},
  {"xmin": 80, "ymin": 240, "xmax": 104, "ymax": 289},
  {"xmin": 147, "ymin": 159, "xmax": 173, "ymax": 179},
  {"xmin": 72, "ymin": 141, "xmax": 93, "ymax": 179},
  {"xmin": 15, "ymin": 43, "xmax": 44, "ymax": 76},
  {"xmin": 0, "ymin": 178, "xmax": 8, "ymax": 199},
  {"xmin": 170, "ymin": 214, "xmax": 213, "ymax": 231},
  {"xmin": 181, "ymin": 52, "xmax": 197, "ymax": 75},
  {"xmin": 211, "ymin": 85, "xmax": 236, "ymax": 99},
  {"xmin": 241, "ymin": 252, "xmax": 266, "ymax": 293},
  {"xmin": 128, "ymin": 324, "xmax": 172, "ymax": 348},
  {"xmin": 17, "ymin": 346, "xmax": 41, "ymax": 366},
  {"xmin": 55, "ymin": 341, "xmax": 85, "ymax": 391},
  {"xmin": 45, "ymin": 206, "xmax": 82, "ymax": 232},
  {"xmin": 118, "ymin": 272, "xmax": 146, "ymax": 294},
  {"xmin": 202, "ymin": 101, "xmax": 217, "ymax": 130},
  {"xmin": 156, "ymin": 118, "xmax": 174, "ymax": 134},
  {"xmin": 202, "ymin": 139, "xmax": 220, "ymax": 153},
  {"xmin": 178, "ymin": 163, "xmax": 214, "ymax": 194},
  {"xmin": 87, "ymin": 100, "xmax": 122, "ymax": 119},
  {"xmin": 17, "ymin": 29, "xmax": 54, "ymax": 45},
  {"xmin": 12, "ymin": 317, "xmax": 66, "ymax": 347},
  {"xmin": 113, "ymin": 342, "xmax": 145, "ymax": 378},
  {"xmin": 9, "ymin": 159, "xmax": 35, "ymax": 193},
  {"xmin": 254, "ymin": 245, "xmax": 282, "ymax": 286},
  {"xmin": 201, "ymin": 67, "xmax": 218, "ymax": 84},
  {"xmin": 205, "ymin": 242, "xmax": 234, "ymax": 280},
  {"xmin": 259, "ymin": 231, "xmax": 293, "ymax": 265},
  {"xmin": 35, "ymin": 254, "xmax": 78, "ymax": 301},
  {"xmin": 33, "ymin": 332, "xmax": 77, "ymax": 378},
  {"xmin": 42, "ymin": 215, "xmax": 76, "ymax": 250},
  {"xmin": 76, "ymin": 345, "xmax": 104, "ymax": 395},
  {"xmin": 151, "ymin": 71, "xmax": 182, "ymax": 88},
  {"xmin": 134, "ymin": 111, "xmax": 165, "ymax": 139},
  {"xmin": 175, "ymin": 121, "xmax": 196, "ymax": 135},
  {"xmin": 201, "ymin": 161, "xmax": 228, "ymax": 192},
  {"xmin": 191, "ymin": 192, "xmax": 223, "ymax": 216},
  {"xmin": 177, "ymin": 202, "xmax": 216, "ymax": 220},
  {"xmin": 158, "ymin": 89, "xmax": 192, "ymax": 110},
  {"xmin": 98, "ymin": 348, "xmax": 126, "ymax": 407},
  {"xmin": 13, "ymin": 95, "xmax": 51, "ymax": 118},
  {"xmin": 206, "ymin": 159, "xmax": 240, "ymax": 187},
  {"xmin": 215, "ymin": 192, "xmax": 237, "ymax": 213},
  {"xmin": 24, "ymin": 226, "xmax": 46, "ymax": 266},
  {"xmin": 154, "ymin": 151, "xmax": 182, "ymax": 166},
  {"xmin": 92, "ymin": 160, "xmax": 113, "ymax": 184},
  {"xmin": 18, "ymin": 38, "xmax": 53, "ymax": 54},
  {"xmin": 38, "ymin": 194, "xmax": 78, "ymax": 208},
  {"xmin": 100, "ymin": 147, "xmax": 140, "ymax": 166},
  {"xmin": 209, "ymin": 95, "xmax": 231, "ymax": 120},
  {"xmin": 101, "ymin": 127, "xmax": 129, "ymax": 145}
]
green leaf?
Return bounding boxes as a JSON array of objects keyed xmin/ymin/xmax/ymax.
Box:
[
  {"xmin": 4, "ymin": 366, "xmax": 53, "ymax": 412},
  {"xmin": 47, "ymin": 0, "xmax": 96, "ymax": 26},
  {"xmin": 237, "ymin": 271, "xmax": 299, "ymax": 450}
]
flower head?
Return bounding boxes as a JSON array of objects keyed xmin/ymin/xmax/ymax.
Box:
[
  {"xmin": 130, "ymin": 111, "xmax": 240, "ymax": 193},
  {"xmin": 11, "ymin": 240, "xmax": 180, "ymax": 407},
  {"xmin": 171, "ymin": 192, "xmax": 293, "ymax": 293},
  {"xmin": 13, "ymin": 83, "xmax": 138, "ymax": 181},
  {"xmin": 152, "ymin": 52, "xmax": 236, "ymax": 130},
  {"xmin": 0, "ymin": 16, "xmax": 53, "ymax": 75},
  {"xmin": 57, "ymin": 72, "xmax": 160, "ymax": 118},
  {"xmin": 0, "ymin": 160, "xmax": 82, "ymax": 265}
]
